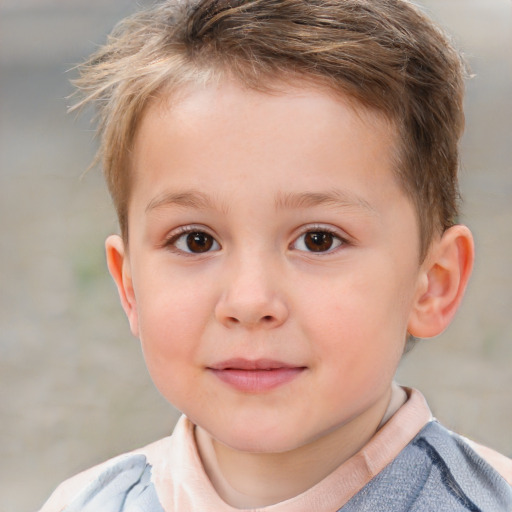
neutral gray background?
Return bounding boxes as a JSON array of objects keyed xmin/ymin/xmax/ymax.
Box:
[{"xmin": 1, "ymin": 1, "xmax": 511, "ymax": 511}]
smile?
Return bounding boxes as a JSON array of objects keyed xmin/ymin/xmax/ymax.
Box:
[{"xmin": 208, "ymin": 358, "xmax": 306, "ymax": 393}]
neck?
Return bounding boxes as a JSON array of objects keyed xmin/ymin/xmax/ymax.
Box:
[{"xmin": 195, "ymin": 385, "xmax": 405, "ymax": 508}]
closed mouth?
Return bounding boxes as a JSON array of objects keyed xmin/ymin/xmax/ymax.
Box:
[
  {"xmin": 208, "ymin": 358, "xmax": 303, "ymax": 371},
  {"xmin": 207, "ymin": 358, "xmax": 306, "ymax": 392}
]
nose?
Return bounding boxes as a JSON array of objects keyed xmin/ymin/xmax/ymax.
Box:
[{"xmin": 214, "ymin": 255, "xmax": 289, "ymax": 329}]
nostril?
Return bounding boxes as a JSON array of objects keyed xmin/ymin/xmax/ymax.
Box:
[{"xmin": 262, "ymin": 315, "xmax": 274, "ymax": 322}]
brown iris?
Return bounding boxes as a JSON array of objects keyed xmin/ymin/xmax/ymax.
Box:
[
  {"xmin": 186, "ymin": 232, "xmax": 214, "ymax": 253},
  {"xmin": 304, "ymin": 232, "xmax": 335, "ymax": 252}
]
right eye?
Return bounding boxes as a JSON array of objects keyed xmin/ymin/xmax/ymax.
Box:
[{"xmin": 169, "ymin": 230, "xmax": 221, "ymax": 254}]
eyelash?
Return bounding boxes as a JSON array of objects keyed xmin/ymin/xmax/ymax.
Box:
[
  {"xmin": 163, "ymin": 226, "xmax": 221, "ymax": 255},
  {"xmin": 163, "ymin": 225, "xmax": 349, "ymax": 255},
  {"xmin": 290, "ymin": 226, "xmax": 348, "ymax": 254}
]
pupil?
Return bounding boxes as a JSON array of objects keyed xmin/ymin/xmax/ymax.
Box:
[
  {"xmin": 186, "ymin": 232, "xmax": 213, "ymax": 253},
  {"xmin": 305, "ymin": 232, "xmax": 333, "ymax": 252}
]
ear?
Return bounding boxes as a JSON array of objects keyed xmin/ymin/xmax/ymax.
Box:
[
  {"xmin": 105, "ymin": 234, "xmax": 139, "ymax": 337},
  {"xmin": 407, "ymin": 225, "xmax": 474, "ymax": 339}
]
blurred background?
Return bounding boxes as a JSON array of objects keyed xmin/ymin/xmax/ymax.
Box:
[{"xmin": 0, "ymin": 1, "xmax": 511, "ymax": 510}]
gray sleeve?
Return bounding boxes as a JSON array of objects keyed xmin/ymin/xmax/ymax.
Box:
[{"xmin": 62, "ymin": 454, "xmax": 165, "ymax": 512}]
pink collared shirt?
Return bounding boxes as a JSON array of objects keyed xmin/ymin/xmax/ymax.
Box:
[{"xmin": 40, "ymin": 387, "xmax": 511, "ymax": 511}]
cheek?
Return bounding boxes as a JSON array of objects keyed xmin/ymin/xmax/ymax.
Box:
[
  {"xmin": 134, "ymin": 272, "xmax": 215, "ymax": 395},
  {"xmin": 135, "ymin": 264, "xmax": 215, "ymax": 337},
  {"xmin": 300, "ymin": 269, "xmax": 412, "ymax": 365},
  {"xmin": 138, "ymin": 312, "xmax": 201, "ymax": 412}
]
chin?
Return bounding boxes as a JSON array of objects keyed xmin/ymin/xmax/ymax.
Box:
[{"xmin": 212, "ymin": 422, "xmax": 305, "ymax": 454}]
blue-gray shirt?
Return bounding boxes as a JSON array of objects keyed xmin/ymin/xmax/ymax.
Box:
[{"xmin": 62, "ymin": 421, "xmax": 512, "ymax": 512}]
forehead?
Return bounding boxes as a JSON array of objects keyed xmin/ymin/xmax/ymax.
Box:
[
  {"xmin": 134, "ymin": 80, "xmax": 396, "ymax": 169},
  {"xmin": 149, "ymin": 78, "xmax": 395, "ymax": 139},
  {"xmin": 130, "ymin": 80, "xmax": 407, "ymax": 221}
]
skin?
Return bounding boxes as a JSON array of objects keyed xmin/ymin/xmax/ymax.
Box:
[{"xmin": 106, "ymin": 81, "xmax": 474, "ymax": 507}]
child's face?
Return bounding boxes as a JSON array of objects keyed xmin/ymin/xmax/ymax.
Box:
[{"xmin": 114, "ymin": 81, "xmax": 428, "ymax": 453}]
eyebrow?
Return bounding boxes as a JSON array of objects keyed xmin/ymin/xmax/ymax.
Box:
[
  {"xmin": 275, "ymin": 190, "xmax": 377, "ymax": 215},
  {"xmin": 145, "ymin": 190, "xmax": 227, "ymax": 214},
  {"xmin": 145, "ymin": 188, "xmax": 377, "ymax": 215}
]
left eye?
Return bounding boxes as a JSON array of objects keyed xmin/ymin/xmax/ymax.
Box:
[
  {"xmin": 172, "ymin": 231, "xmax": 221, "ymax": 253},
  {"xmin": 292, "ymin": 231, "xmax": 344, "ymax": 253}
]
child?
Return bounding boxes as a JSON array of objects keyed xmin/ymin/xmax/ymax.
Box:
[{"xmin": 40, "ymin": 0, "xmax": 512, "ymax": 510}]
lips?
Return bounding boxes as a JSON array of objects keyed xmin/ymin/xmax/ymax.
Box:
[
  {"xmin": 210, "ymin": 358, "xmax": 299, "ymax": 371},
  {"xmin": 208, "ymin": 358, "xmax": 306, "ymax": 393}
]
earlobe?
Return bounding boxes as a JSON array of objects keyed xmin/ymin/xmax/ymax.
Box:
[
  {"xmin": 105, "ymin": 235, "xmax": 139, "ymax": 337},
  {"xmin": 408, "ymin": 225, "xmax": 474, "ymax": 339}
]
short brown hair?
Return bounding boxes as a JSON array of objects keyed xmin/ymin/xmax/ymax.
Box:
[{"xmin": 73, "ymin": 0, "xmax": 466, "ymax": 258}]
